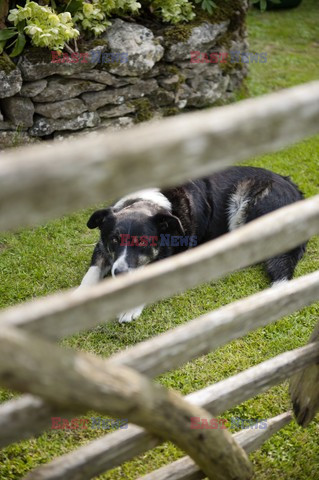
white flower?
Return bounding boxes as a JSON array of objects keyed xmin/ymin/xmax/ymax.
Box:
[
  {"xmin": 25, "ymin": 25, "xmax": 42, "ymax": 35},
  {"xmin": 59, "ymin": 12, "xmax": 72, "ymax": 23},
  {"xmin": 48, "ymin": 14, "xmax": 60, "ymax": 26},
  {"xmin": 7, "ymin": 9, "xmax": 19, "ymax": 24},
  {"xmin": 83, "ymin": 3, "xmax": 94, "ymax": 17}
]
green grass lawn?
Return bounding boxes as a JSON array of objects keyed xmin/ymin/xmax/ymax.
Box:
[{"xmin": 1, "ymin": 0, "xmax": 319, "ymax": 478}]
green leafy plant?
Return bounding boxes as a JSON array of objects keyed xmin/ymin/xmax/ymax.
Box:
[
  {"xmin": 194, "ymin": 0, "xmax": 217, "ymax": 14},
  {"xmin": 73, "ymin": 2, "xmax": 110, "ymax": 36},
  {"xmin": 151, "ymin": 0, "xmax": 196, "ymax": 23},
  {"xmin": 0, "ymin": 0, "xmax": 220, "ymax": 56},
  {"xmin": 250, "ymin": 0, "xmax": 281, "ymax": 12},
  {"xmin": 73, "ymin": 0, "xmax": 142, "ymax": 36},
  {"xmin": 0, "ymin": 0, "xmax": 79, "ymax": 56},
  {"xmin": 0, "ymin": 24, "xmax": 26, "ymax": 57},
  {"xmin": 7, "ymin": 1, "xmax": 79, "ymax": 50}
]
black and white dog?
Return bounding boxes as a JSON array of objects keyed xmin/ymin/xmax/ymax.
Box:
[{"xmin": 79, "ymin": 166, "xmax": 306, "ymax": 323}]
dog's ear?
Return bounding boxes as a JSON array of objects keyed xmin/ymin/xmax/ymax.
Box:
[
  {"xmin": 153, "ymin": 212, "xmax": 185, "ymax": 236},
  {"xmin": 87, "ymin": 208, "xmax": 113, "ymax": 229}
]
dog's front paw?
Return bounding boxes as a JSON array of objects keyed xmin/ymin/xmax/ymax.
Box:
[{"xmin": 118, "ymin": 305, "xmax": 144, "ymax": 324}]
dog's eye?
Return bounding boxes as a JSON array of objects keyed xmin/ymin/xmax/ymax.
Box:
[{"xmin": 111, "ymin": 237, "xmax": 119, "ymax": 245}]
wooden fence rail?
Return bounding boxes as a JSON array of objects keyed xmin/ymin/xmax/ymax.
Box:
[
  {"xmin": 138, "ymin": 412, "xmax": 293, "ymax": 480},
  {"xmin": 0, "ymin": 80, "xmax": 319, "ymax": 480},
  {"xmin": 0, "ymin": 326, "xmax": 253, "ymax": 480},
  {"xmin": 14, "ymin": 343, "xmax": 319, "ymax": 480},
  {"xmin": 0, "ymin": 268, "xmax": 319, "ymax": 448},
  {"xmin": 290, "ymin": 320, "xmax": 319, "ymax": 427},
  {"xmin": 1, "ymin": 195, "xmax": 319, "ymax": 341},
  {"xmin": 0, "ymin": 81, "xmax": 318, "ymax": 231}
]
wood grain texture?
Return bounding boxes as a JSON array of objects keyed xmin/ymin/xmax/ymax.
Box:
[
  {"xmin": 14, "ymin": 343, "xmax": 318, "ymax": 480},
  {"xmin": 0, "ymin": 327, "xmax": 253, "ymax": 480},
  {"xmin": 290, "ymin": 321, "xmax": 319, "ymax": 426},
  {"xmin": 0, "ymin": 81, "xmax": 318, "ymax": 231},
  {"xmin": 1, "ymin": 271, "xmax": 319, "ymax": 450},
  {"xmin": 109, "ymin": 272, "xmax": 319, "ymax": 378},
  {"xmin": 137, "ymin": 412, "xmax": 293, "ymax": 480},
  {"xmin": 187, "ymin": 342, "xmax": 319, "ymax": 414}
]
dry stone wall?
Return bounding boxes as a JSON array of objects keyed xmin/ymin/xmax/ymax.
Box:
[{"xmin": 0, "ymin": 13, "xmax": 248, "ymax": 149}]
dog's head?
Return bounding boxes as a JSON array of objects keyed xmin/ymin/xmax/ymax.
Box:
[{"xmin": 87, "ymin": 202, "xmax": 184, "ymax": 277}]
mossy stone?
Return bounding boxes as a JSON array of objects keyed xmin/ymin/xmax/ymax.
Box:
[
  {"xmin": 23, "ymin": 47, "xmax": 52, "ymax": 64},
  {"xmin": 162, "ymin": 106, "xmax": 180, "ymax": 116},
  {"xmin": 0, "ymin": 53, "xmax": 16, "ymax": 74},
  {"xmin": 161, "ymin": 0, "xmax": 246, "ymax": 46},
  {"xmin": 130, "ymin": 98, "xmax": 154, "ymax": 123}
]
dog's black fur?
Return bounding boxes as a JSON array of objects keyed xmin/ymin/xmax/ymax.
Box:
[{"xmin": 79, "ymin": 166, "xmax": 306, "ymax": 322}]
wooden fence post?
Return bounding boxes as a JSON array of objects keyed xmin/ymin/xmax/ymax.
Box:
[{"xmin": 290, "ymin": 321, "xmax": 319, "ymax": 426}]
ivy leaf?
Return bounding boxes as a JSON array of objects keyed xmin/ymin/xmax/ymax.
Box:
[
  {"xmin": 0, "ymin": 40, "xmax": 7, "ymax": 54},
  {"xmin": 0, "ymin": 28, "xmax": 18, "ymax": 41},
  {"xmin": 16, "ymin": 20, "xmax": 26, "ymax": 34},
  {"xmin": 9, "ymin": 32, "xmax": 26, "ymax": 57},
  {"xmin": 65, "ymin": 0, "xmax": 83, "ymax": 15},
  {"xmin": 194, "ymin": 0, "xmax": 217, "ymax": 14}
]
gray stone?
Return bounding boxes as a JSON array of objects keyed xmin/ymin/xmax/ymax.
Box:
[
  {"xmin": 34, "ymin": 99, "xmax": 87, "ymax": 119},
  {"xmin": 176, "ymin": 61, "xmax": 221, "ymax": 79},
  {"xmin": 176, "ymin": 99, "xmax": 187, "ymax": 109},
  {"xmin": 97, "ymin": 103, "xmax": 136, "ymax": 119},
  {"xmin": 18, "ymin": 46, "xmax": 105, "ymax": 81},
  {"xmin": 69, "ymin": 70, "xmax": 115, "ymax": 86},
  {"xmin": 0, "ymin": 131, "xmax": 40, "ymax": 150},
  {"xmin": 70, "ymin": 71, "xmax": 141, "ymax": 88},
  {"xmin": 150, "ymin": 88, "xmax": 176, "ymax": 106},
  {"xmin": 110, "ymin": 76, "xmax": 141, "ymax": 87},
  {"xmin": 0, "ymin": 17, "xmax": 247, "ymax": 144},
  {"xmin": 100, "ymin": 116, "xmax": 134, "ymax": 131},
  {"xmin": 0, "ymin": 96, "xmax": 34, "ymax": 127},
  {"xmin": 82, "ymin": 79, "xmax": 158, "ymax": 110},
  {"xmin": 103, "ymin": 19, "xmax": 164, "ymax": 76},
  {"xmin": 53, "ymin": 116, "xmax": 134, "ymax": 140},
  {"xmin": 0, "ymin": 55, "xmax": 23, "ymax": 98},
  {"xmin": 29, "ymin": 111, "xmax": 100, "ymax": 136},
  {"xmin": 179, "ymin": 76, "xmax": 230, "ymax": 108},
  {"xmin": 228, "ymin": 68, "xmax": 248, "ymax": 92},
  {"xmin": 20, "ymin": 80, "xmax": 47, "ymax": 97},
  {"xmin": 70, "ymin": 68, "xmax": 115, "ymax": 86},
  {"xmin": 158, "ymin": 75, "xmax": 180, "ymax": 92},
  {"xmin": 0, "ymin": 120, "xmax": 25, "ymax": 130},
  {"xmin": 32, "ymin": 77, "xmax": 106, "ymax": 103},
  {"xmin": 165, "ymin": 21, "xmax": 229, "ymax": 62},
  {"xmin": 143, "ymin": 64, "xmax": 161, "ymax": 78}
]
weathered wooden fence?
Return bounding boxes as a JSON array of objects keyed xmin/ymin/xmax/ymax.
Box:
[{"xmin": 0, "ymin": 81, "xmax": 319, "ymax": 480}]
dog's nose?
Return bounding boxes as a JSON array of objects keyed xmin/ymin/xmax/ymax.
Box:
[{"xmin": 114, "ymin": 267, "xmax": 128, "ymax": 276}]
